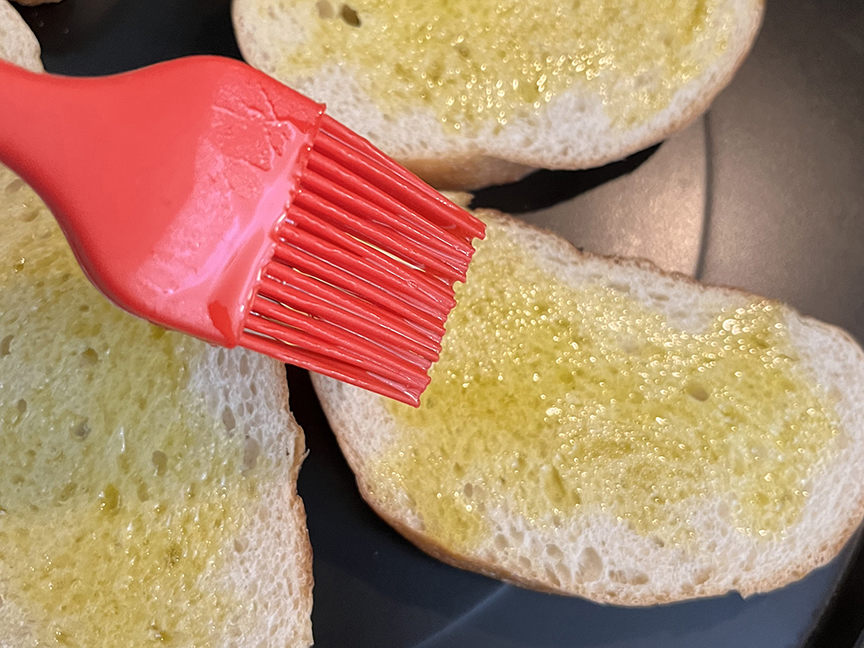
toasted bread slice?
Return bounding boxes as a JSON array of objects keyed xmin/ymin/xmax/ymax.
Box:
[
  {"xmin": 0, "ymin": 22, "xmax": 313, "ymax": 644},
  {"xmin": 233, "ymin": 0, "xmax": 764, "ymax": 189},
  {"xmin": 312, "ymin": 210, "xmax": 864, "ymax": 605}
]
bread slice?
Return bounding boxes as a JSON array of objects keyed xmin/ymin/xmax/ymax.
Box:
[
  {"xmin": 0, "ymin": 25, "xmax": 313, "ymax": 644},
  {"xmin": 0, "ymin": 0, "xmax": 42, "ymax": 72},
  {"xmin": 312, "ymin": 209, "xmax": 864, "ymax": 605},
  {"xmin": 232, "ymin": 0, "xmax": 764, "ymax": 189},
  {"xmin": 0, "ymin": 166, "xmax": 314, "ymax": 647}
]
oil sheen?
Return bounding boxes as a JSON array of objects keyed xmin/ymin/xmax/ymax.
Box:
[
  {"xmin": 380, "ymin": 221, "xmax": 841, "ymax": 551},
  {"xmin": 279, "ymin": 0, "xmax": 733, "ymax": 130},
  {"xmin": 0, "ymin": 166, "xmax": 263, "ymax": 646}
]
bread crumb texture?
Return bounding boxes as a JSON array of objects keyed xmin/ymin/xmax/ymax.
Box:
[
  {"xmin": 0, "ymin": 165, "xmax": 310, "ymax": 647},
  {"xmin": 257, "ymin": 0, "xmax": 732, "ymax": 132},
  {"xmin": 0, "ymin": 0, "xmax": 43, "ymax": 72}
]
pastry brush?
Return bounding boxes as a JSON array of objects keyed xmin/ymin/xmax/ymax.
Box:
[{"xmin": 0, "ymin": 56, "xmax": 485, "ymax": 406}]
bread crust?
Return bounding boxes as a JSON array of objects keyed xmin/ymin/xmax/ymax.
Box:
[
  {"xmin": 278, "ymin": 368, "xmax": 316, "ymax": 647},
  {"xmin": 312, "ymin": 208, "xmax": 864, "ymax": 605}
]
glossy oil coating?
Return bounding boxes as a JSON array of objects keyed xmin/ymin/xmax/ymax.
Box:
[
  {"xmin": 0, "ymin": 165, "xmax": 268, "ymax": 646},
  {"xmin": 382, "ymin": 220, "xmax": 840, "ymax": 551},
  {"xmin": 276, "ymin": 0, "xmax": 732, "ymax": 130}
]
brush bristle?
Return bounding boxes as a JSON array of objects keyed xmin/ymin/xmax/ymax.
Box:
[{"xmin": 238, "ymin": 116, "xmax": 484, "ymax": 405}]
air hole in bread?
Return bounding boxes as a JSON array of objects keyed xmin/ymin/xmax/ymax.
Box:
[
  {"xmin": 555, "ymin": 562, "xmax": 571, "ymax": 584},
  {"xmin": 517, "ymin": 555, "xmax": 532, "ymax": 570},
  {"xmin": 608, "ymin": 569, "xmax": 650, "ymax": 586},
  {"xmin": 222, "ymin": 406, "xmax": 237, "ymax": 433},
  {"xmin": 316, "ymin": 0, "xmax": 334, "ymax": 18},
  {"xmin": 244, "ymin": 437, "xmax": 261, "ymax": 472},
  {"xmin": 545, "ymin": 544, "xmax": 564, "ymax": 559},
  {"xmin": 494, "ymin": 534, "xmax": 509, "ymax": 550},
  {"xmin": 692, "ymin": 568, "xmax": 711, "ymax": 585},
  {"xmin": 81, "ymin": 347, "xmax": 99, "ymax": 364},
  {"xmin": 577, "ymin": 547, "xmax": 603, "ymax": 582},
  {"xmin": 0, "ymin": 334, "xmax": 13, "ymax": 356},
  {"xmin": 151, "ymin": 450, "xmax": 168, "ymax": 476},
  {"xmin": 340, "ymin": 4, "xmax": 360, "ymax": 26},
  {"xmin": 649, "ymin": 292, "xmax": 670, "ymax": 302},
  {"xmin": 609, "ymin": 569, "xmax": 626, "ymax": 584},
  {"xmin": 463, "ymin": 482, "xmax": 473, "ymax": 497},
  {"xmin": 239, "ymin": 355, "xmax": 250, "ymax": 377},
  {"xmin": 21, "ymin": 209, "xmax": 39, "ymax": 223},
  {"xmin": 71, "ymin": 419, "xmax": 90, "ymax": 440},
  {"xmin": 4, "ymin": 178, "xmax": 24, "ymax": 195},
  {"xmin": 137, "ymin": 482, "xmax": 150, "ymax": 502},
  {"xmin": 630, "ymin": 571, "xmax": 649, "ymax": 585},
  {"xmin": 217, "ymin": 348, "xmax": 226, "ymax": 367},
  {"xmin": 234, "ymin": 537, "xmax": 249, "ymax": 554},
  {"xmin": 16, "ymin": 398, "xmax": 26, "ymax": 414},
  {"xmin": 545, "ymin": 566, "xmax": 562, "ymax": 587},
  {"xmin": 685, "ymin": 381, "xmax": 710, "ymax": 401},
  {"xmin": 57, "ymin": 482, "xmax": 76, "ymax": 502}
]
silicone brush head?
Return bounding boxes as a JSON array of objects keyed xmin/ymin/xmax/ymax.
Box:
[
  {"xmin": 241, "ymin": 116, "xmax": 485, "ymax": 404},
  {"xmin": 0, "ymin": 57, "xmax": 485, "ymax": 405}
]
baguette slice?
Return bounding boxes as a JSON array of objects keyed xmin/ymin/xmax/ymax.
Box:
[
  {"xmin": 312, "ymin": 210, "xmax": 864, "ymax": 605},
  {"xmin": 233, "ymin": 0, "xmax": 764, "ymax": 190},
  {"xmin": 0, "ymin": 23, "xmax": 313, "ymax": 644}
]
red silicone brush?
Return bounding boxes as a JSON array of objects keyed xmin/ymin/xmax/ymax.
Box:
[{"xmin": 0, "ymin": 56, "xmax": 484, "ymax": 406}]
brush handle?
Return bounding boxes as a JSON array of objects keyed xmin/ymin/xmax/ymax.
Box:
[
  {"xmin": 0, "ymin": 61, "xmax": 96, "ymax": 224},
  {"xmin": 0, "ymin": 57, "xmax": 324, "ymax": 345}
]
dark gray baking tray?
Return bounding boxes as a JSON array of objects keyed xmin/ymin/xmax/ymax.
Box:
[{"xmin": 13, "ymin": 0, "xmax": 864, "ymax": 645}]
